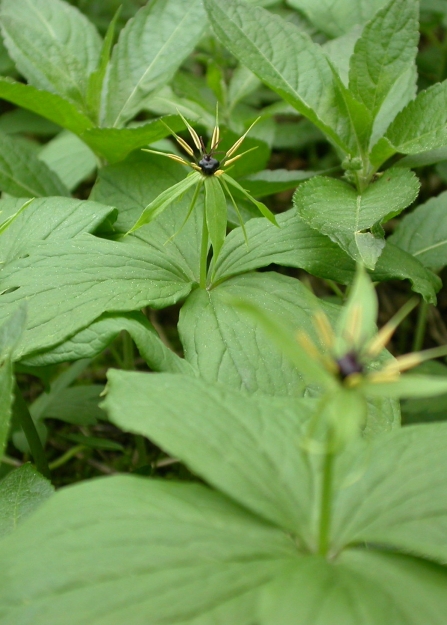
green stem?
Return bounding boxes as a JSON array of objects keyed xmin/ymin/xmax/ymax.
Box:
[
  {"xmin": 134, "ymin": 435, "xmax": 148, "ymax": 467},
  {"xmin": 122, "ymin": 331, "xmax": 135, "ymax": 371},
  {"xmin": 318, "ymin": 429, "xmax": 334, "ymax": 557},
  {"xmin": 325, "ymin": 280, "xmax": 345, "ymax": 300},
  {"xmin": 200, "ymin": 206, "xmax": 209, "ymax": 289},
  {"xmin": 49, "ymin": 445, "xmax": 85, "ymax": 470},
  {"xmin": 13, "ymin": 383, "xmax": 50, "ymax": 479},
  {"xmin": 412, "ymin": 300, "xmax": 429, "ymax": 353}
]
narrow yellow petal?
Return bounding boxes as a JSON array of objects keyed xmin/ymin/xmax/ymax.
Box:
[
  {"xmin": 225, "ymin": 117, "xmax": 260, "ymax": 159},
  {"xmin": 176, "ymin": 109, "xmax": 201, "ymax": 150}
]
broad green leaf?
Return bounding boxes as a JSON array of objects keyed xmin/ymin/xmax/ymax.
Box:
[
  {"xmin": 294, "ymin": 169, "xmax": 420, "ymax": 269},
  {"xmin": 0, "ymin": 198, "xmax": 33, "ymax": 236},
  {"xmin": 205, "ymin": 176, "xmax": 227, "ymax": 261},
  {"xmin": 389, "ymin": 190, "xmax": 447, "ymax": 270},
  {"xmin": 90, "ymin": 152, "xmax": 203, "ymax": 281},
  {"xmin": 211, "ymin": 209, "xmax": 440, "ymax": 303},
  {"xmin": 104, "ymin": 370, "xmax": 316, "ymax": 539},
  {"xmin": 0, "ymin": 109, "xmax": 59, "ymax": 136},
  {"xmin": 23, "ymin": 312, "xmax": 194, "ymax": 377},
  {"xmin": 401, "ymin": 362, "xmax": 447, "ymax": 423},
  {"xmin": 0, "ymin": 0, "xmax": 101, "ymax": 110},
  {"xmin": 287, "ymin": 0, "xmax": 389, "ymax": 37},
  {"xmin": 144, "ymin": 85, "xmax": 215, "ymax": 129},
  {"xmin": 372, "ymin": 81, "xmax": 447, "ymax": 167},
  {"xmin": 38, "ymin": 131, "xmax": 97, "ymax": 192},
  {"xmin": 261, "ymin": 550, "xmax": 447, "ymax": 625},
  {"xmin": 348, "ymin": 0, "xmax": 419, "ymax": 118},
  {"xmin": 369, "ymin": 63, "xmax": 417, "ymax": 151},
  {"xmin": 0, "ymin": 305, "xmax": 26, "ymax": 457},
  {"xmin": 397, "ymin": 145, "xmax": 447, "ymax": 169},
  {"xmin": 228, "ymin": 65, "xmax": 261, "ymax": 111},
  {"xmin": 0, "ymin": 463, "xmax": 53, "ymax": 538},
  {"xmin": 372, "ymin": 241, "xmax": 441, "ymax": 304},
  {"xmin": 332, "ymin": 423, "xmax": 447, "ymax": 564},
  {"xmin": 0, "ymin": 130, "xmax": 69, "ymax": 197},
  {"xmin": 0, "ymin": 197, "xmax": 115, "ymax": 266},
  {"xmin": 213, "ymin": 209, "xmax": 358, "ymax": 285},
  {"xmin": 240, "ymin": 169, "xmax": 320, "ymax": 198},
  {"xmin": 0, "ymin": 236, "xmax": 193, "ymax": 359},
  {"xmin": 179, "ymin": 271, "xmax": 335, "ymax": 397},
  {"xmin": 101, "ymin": 0, "xmax": 207, "ymax": 127},
  {"xmin": 34, "ymin": 385, "xmax": 105, "ymax": 426},
  {"xmin": 128, "ymin": 172, "xmax": 201, "ymax": 234},
  {"xmin": 322, "ymin": 25, "xmax": 363, "ymax": 86},
  {"xmin": 80, "ymin": 115, "xmax": 184, "ymax": 162},
  {"xmin": 0, "ymin": 77, "xmax": 94, "ymax": 135},
  {"xmin": 0, "ymin": 476, "xmax": 295, "ymax": 624},
  {"xmin": 204, "ymin": 0, "xmax": 353, "ymax": 152},
  {"xmin": 86, "ymin": 7, "xmax": 121, "ymax": 124}
]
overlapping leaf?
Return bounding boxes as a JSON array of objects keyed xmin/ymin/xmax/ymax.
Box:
[
  {"xmin": 389, "ymin": 190, "xmax": 447, "ymax": 270},
  {"xmin": 294, "ymin": 169, "xmax": 420, "ymax": 269}
]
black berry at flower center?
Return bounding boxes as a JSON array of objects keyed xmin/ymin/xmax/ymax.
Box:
[
  {"xmin": 336, "ymin": 351, "xmax": 364, "ymax": 380},
  {"xmin": 198, "ymin": 155, "xmax": 220, "ymax": 175}
]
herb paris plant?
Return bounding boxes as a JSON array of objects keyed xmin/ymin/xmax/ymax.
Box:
[{"xmin": 129, "ymin": 111, "xmax": 278, "ymax": 285}]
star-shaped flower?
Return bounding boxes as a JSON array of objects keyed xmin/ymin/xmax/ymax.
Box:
[{"xmin": 127, "ymin": 110, "xmax": 278, "ymax": 284}]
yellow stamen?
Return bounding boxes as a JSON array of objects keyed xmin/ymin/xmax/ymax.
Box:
[
  {"xmin": 141, "ymin": 149, "xmax": 189, "ymax": 166},
  {"xmin": 312, "ymin": 310, "xmax": 335, "ymax": 351},
  {"xmin": 214, "ymin": 169, "xmax": 224, "ymax": 177},
  {"xmin": 211, "ymin": 125, "xmax": 220, "ymax": 151},
  {"xmin": 382, "ymin": 344, "xmax": 447, "ymax": 374},
  {"xmin": 366, "ymin": 370, "xmax": 401, "ymax": 384},
  {"xmin": 343, "ymin": 372, "xmax": 363, "ymax": 387},
  {"xmin": 224, "ymin": 146, "xmax": 259, "ymax": 167},
  {"xmin": 191, "ymin": 163, "xmax": 202, "ymax": 172},
  {"xmin": 366, "ymin": 298, "xmax": 419, "ymax": 357},
  {"xmin": 166, "ymin": 154, "xmax": 190, "ymax": 166},
  {"xmin": 225, "ymin": 117, "xmax": 260, "ymax": 159},
  {"xmin": 296, "ymin": 330, "xmax": 322, "ymax": 362},
  {"xmin": 177, "ymin": 110, "xmax": 202, "ymax": 151},
  {"xmin": 344, "ymin": 304, "xmax": 362, "ymax": 346},
  {"xmin": 175, "ymin": 136, "xmax": 195, "ymax": 157}
]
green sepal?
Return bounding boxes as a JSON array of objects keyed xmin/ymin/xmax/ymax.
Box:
[
  {"xmin": 0, "ymin": 198, "xmax": 34, "ymax": 236},
  {"xmin": 335, "ymin": 265, "xmax": 378, "ymax": 357},
  {"xmin": 220, "ymin": 172, "xmax": 278, "ymax": 226},
  {"xmin": 361, "ymin": 374, "xmax": 447, "ymax": 399},
  {"xmin": 127, "ymin": 171, "xmax": 201, "ymax": 234},
  {"xmin": 205, "ymin": 176, "xmax": 228, "ymax": 262}
]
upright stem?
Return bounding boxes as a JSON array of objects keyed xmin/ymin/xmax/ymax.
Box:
[
  {"xmin": 318, "ymin": 428, "xmax": 334, "ymax": 557},
  {"xmin": 200, "ymin": 207, "xmax": 209, "ymax": 289},
  {"xmin": 13, "ymin": 383, "xmax": 50, "ymax": 479},
  {"xmin": 122, "ymin": 331, "xmax": 135, "ymax": 371},
  {"xmin": 412, "ymin": 300, "xmax": 429, "ymax": 353}
]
